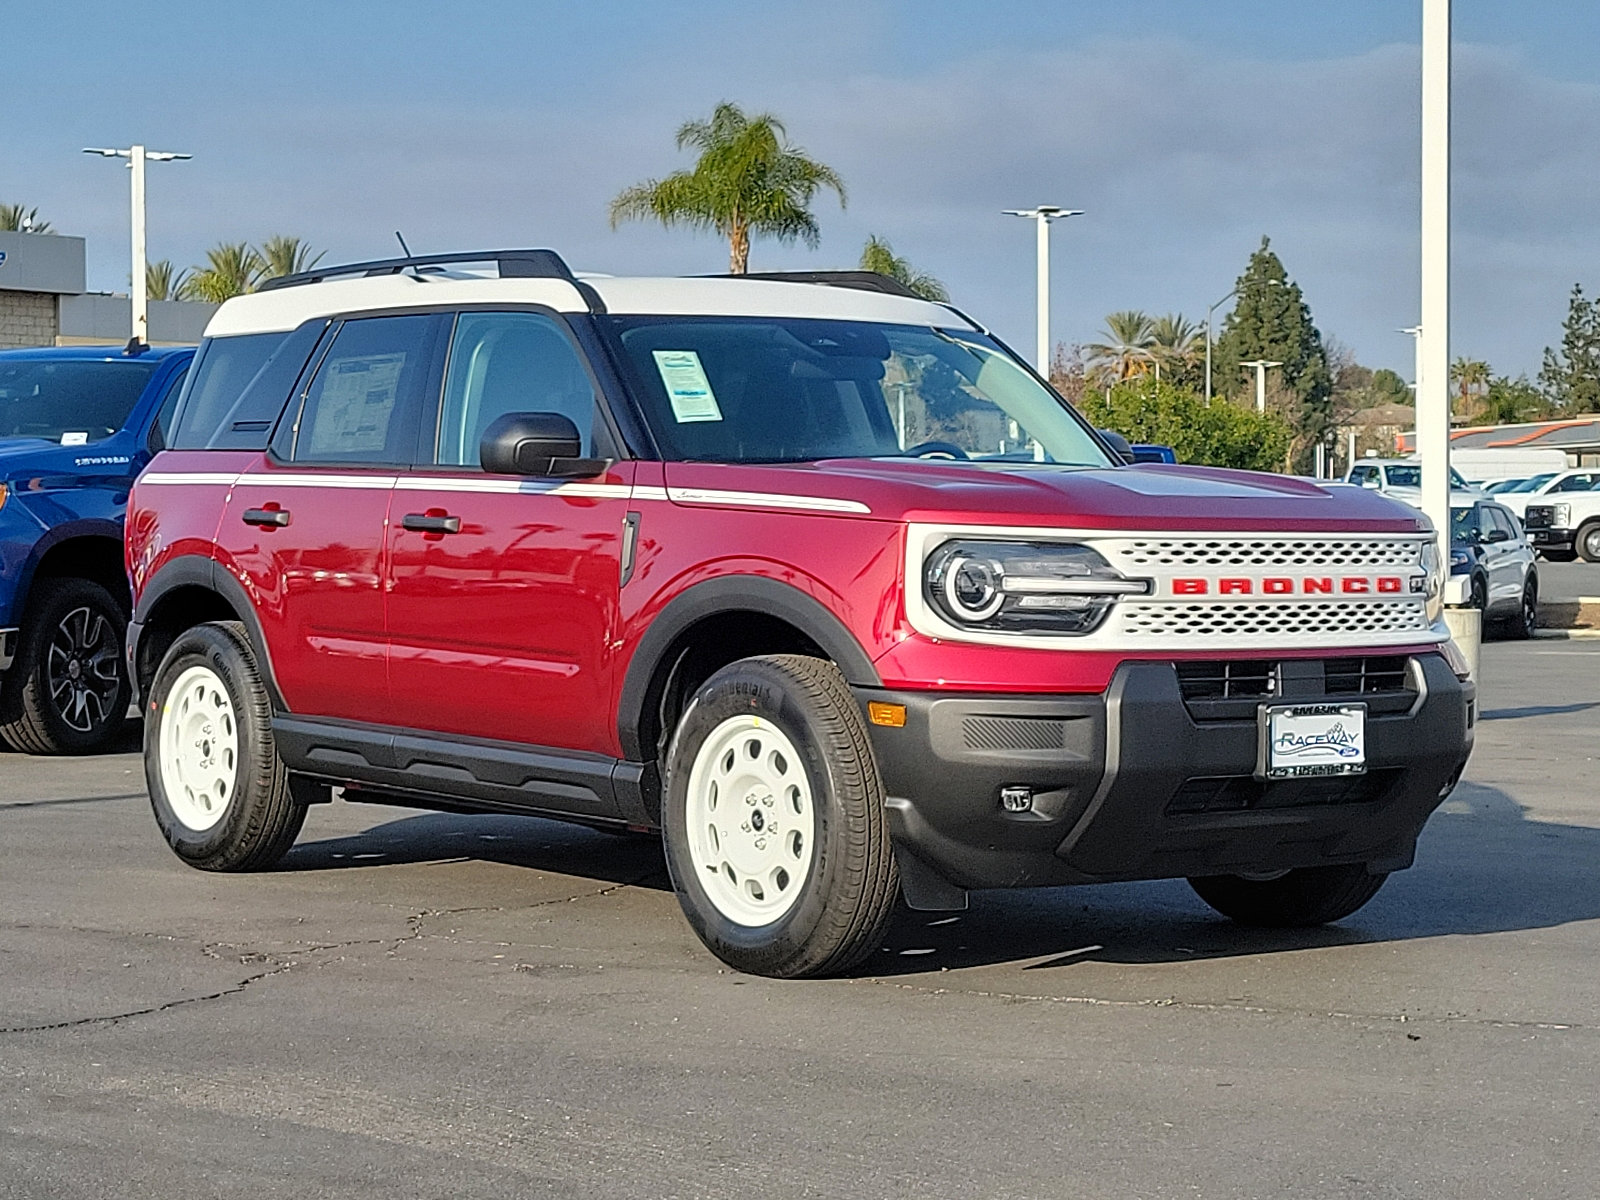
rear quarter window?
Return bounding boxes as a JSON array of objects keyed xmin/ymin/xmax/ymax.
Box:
[{"xmin": 170, "ymin": 323, "xmax": 326, "ymax": 451}]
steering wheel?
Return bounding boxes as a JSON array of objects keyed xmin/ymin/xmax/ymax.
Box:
[{"xmin": 904, "ymin": 440, "xmax": 970, "ymax": 460}]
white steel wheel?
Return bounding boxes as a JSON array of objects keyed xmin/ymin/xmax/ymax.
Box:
[
  {"xmin": 157, "ymin": 664, "xmax": 240, "ymax": 832},
  {"xmin": 684, "ymin": 714, "xmax": 817, "ymax": 926}
]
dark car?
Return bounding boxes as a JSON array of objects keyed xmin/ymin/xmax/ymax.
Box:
[
  {"xmin": 0, "ymin": 344, "xmax": 192, "ymax": 752},
  {"xmin": 1450, "ymin": 499, "xmax": 1538, "ymax": 637}
]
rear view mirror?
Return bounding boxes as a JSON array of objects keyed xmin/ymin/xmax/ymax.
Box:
[
  {"xmin": 1097, "ymin": 429, "xmax": 1137, "ymax": 465},
  {"xmin": 479, "ymin": 412, "xmax": 608, "ymax": 478}
]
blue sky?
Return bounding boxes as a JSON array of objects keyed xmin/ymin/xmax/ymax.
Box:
[{"xmin": 7, "ymin": 1, "xmax": 1600, "ymax": 379}]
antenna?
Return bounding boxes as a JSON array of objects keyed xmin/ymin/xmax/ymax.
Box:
[{"xmin": 394, "ymin": 230, "xmax": 413, "ymax": 257}]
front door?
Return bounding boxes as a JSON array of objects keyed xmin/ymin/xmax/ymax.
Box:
[
  {"xmin": 385, "ymin": 310, "xmax": 631, "ymax": 755},
  {"xmin": 217, "ymin": 312, "xmax": 444, "ymax": 725}
]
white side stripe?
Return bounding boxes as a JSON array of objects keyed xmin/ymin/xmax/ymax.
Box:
[
  {"xmin": 139, "ymin": 472, "xmax": 242, "ymax": 486},
  {"xmin": 664, "ymin": 486, "xmax": 871, "ymax": 514}
]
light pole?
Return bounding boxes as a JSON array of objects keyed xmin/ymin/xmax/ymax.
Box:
[
  {"xmin": 83, "ymin": 144, "xmax": 192, "ymax": 344},
  {"xmin": 1203, "ymin": 278, "xmax": 1282, "ymax": 406},
  {"xmin": 1240, "ymin": 359, "xmax": 1283, "ymax": 414},
  {"xmin": 1418, "ymin": 0, "xmax": 1453, "ymax": 570},
  {"xmin": 1003, "ymin": 205, "xmax": 1083, "ymax": 372}
]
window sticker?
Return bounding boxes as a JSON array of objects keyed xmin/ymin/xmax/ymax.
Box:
[
  {"xmin": 652, "ymin": 350, "xmax": 723, "ymax": 423},
  {"xmin": 60, "ymin": 431, "xmax": 88, "ymax": 446},
  {"xmin": 307, "ymin": 353, "xmax": 405, "ymax": 455}
]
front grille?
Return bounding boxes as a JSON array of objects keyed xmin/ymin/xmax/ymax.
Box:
[
  {"xmin": 961, "ymin": 715, "xmax": 1067, "ymax": 752},
  {"xmin": 1121, "ymin": 599, "xmax": 1432, "ymax": 640},
  {"xmin": 1523, "ymin": 506, "xmax": 1554, "ymax": 530},
  {"xmin": 1174, "ymin": 659, "xmax": 1278, "ymax": 700},
  {"xmin": 1168, "ymin": 769, "xmax": 1401, "ymax": 814},
  {"xmin": 1115, "ymin": 538, "xmax": 1422, "ymax": 570},
  {"xmin": 1324, "ymin": 655, "xmax": 1410, "ymax": 695}
]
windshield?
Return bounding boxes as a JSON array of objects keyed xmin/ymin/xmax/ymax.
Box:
[
  {"xmin": 1511, "ymin": 473, "xmax": 1557, "ymax": 493},
  {"xmin": 607, "ymin": 317, "xmax": 1111, "ymax": 467},
  {"xmin": 1450, "ymin": 506, "xmax": 1478, "ymax": 545},
  {"xmin": 0, "ymin": 359, "xmax": 157, "ymax": 444},
  {"xmin": 1384, "ymin": 464, "xmax": 1469, "ymax": 489}
]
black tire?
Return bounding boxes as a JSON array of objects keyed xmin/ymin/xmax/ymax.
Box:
[
  {"xmin": 1188, "ymin": 863, "xmax": 1389, "ymax": 927},
  {"xmin": 144, "ymin": 621, "xmax": 305, "ymax": 871},
  {"xmin": 1468, "ymin": 573, "xmax": 1488, "ymax": 613},
  {"xmin": 0, "ymin": 578, "xmax": 130, "ymax": 755},
  {"xmin": 1505, "ymin": 574, "xmax": 1538, "ymax": 640},
  {"xmin": 661, "ymin": 654, "xmax": 899, "ymax": 978},
  {"xmin": 1576, "ymin": 522, "xmax": 1600, "ymax": 564}
]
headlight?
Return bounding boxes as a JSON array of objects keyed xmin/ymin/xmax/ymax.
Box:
[
  {"xmin": 924, "ymin": 540, "xmax": 1149, "ymax": 635},
  {"xmin": 1449, "ymin": 548, "xmax": 1471, "ymax": 572},
  {"xmin": 1553, "ymin": 502, "xmax": 1571, "ymax": 528},
  {"xmin": 1419, "ymin": 538, "xmax": 1445, "ymax": 624}
]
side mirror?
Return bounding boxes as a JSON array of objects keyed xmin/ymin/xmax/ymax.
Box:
[
  {"xmin": 1485, "ymin": 528, "xmax": 1510, "ymax": 544},
  {"xmin": 479, "ymin": 411, "xmax": 609, "ymax": 478},
  {"xmin": 1097, "ymin": 429, "xmax": 1137, "ymax": 465}
]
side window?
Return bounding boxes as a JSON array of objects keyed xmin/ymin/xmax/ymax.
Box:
[
  {"xmin": 1553, "ymin": 473, "xmax": 1594, "ymax": 492},
  {"xmin": 435, "ymin": 312, "xmax": 597, "ymax": 467},
  {"xmin": 1491, "ymin": 506, "xmax": 1520, "ymax": 539},
  {"xmin": 1350, "ymin": 465, "xmax": 1375, "ymax": 485},
  {"xmin": 147, "ymin": 366, "xmax": 189, "ymax": 453},
  {"xmin": 171, "ymin": 324, "xmax": 325, "ymax": 451},
  {"xmin": 290, "ymin": 315, "xmax": 439, "ymax": 466}
]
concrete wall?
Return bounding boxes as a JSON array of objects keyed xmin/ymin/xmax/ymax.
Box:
[
  {"xmin": 0, "ymin": 230, "xmax": 86, "ymax": 295},
  {"xmin": 57, "ymin": 293, "xmax": 218, "ymax": 347},
  {"xmin": 0, "ymin": 291, "xmax": 58, "ymax": 349}
]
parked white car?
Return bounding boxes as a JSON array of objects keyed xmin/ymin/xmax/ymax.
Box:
[
  {"xmin": 1494, "ymin": 469, "xmax": 1600, "ymax": 519},
  {"xmin": 1344, "ymin": 458, "xmax": 1477, "ymax": 496}
]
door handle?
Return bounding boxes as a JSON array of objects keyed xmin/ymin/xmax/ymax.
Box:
[
  {"xmin": 242, "ymin": 507, "xmax": 291, "ymax": 528},
  {"xmin": 402, "ymin": 512, "xmax": 462, "ymax": 535}
]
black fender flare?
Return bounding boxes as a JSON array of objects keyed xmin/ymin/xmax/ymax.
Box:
[
  {"xmin": 615, "ymin": 575, "xmax": 881, "ymax": 762},
  {"xmin": 132, "ymin": 555, "xmax": 287, "ymax": 711}
]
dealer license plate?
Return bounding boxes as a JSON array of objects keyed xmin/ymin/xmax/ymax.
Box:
[{"xmin": 1258, "ymin": 703, "xmax": 1366, "ymax": 780}]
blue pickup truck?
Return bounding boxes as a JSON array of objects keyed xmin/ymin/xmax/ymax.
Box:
[{"xmin": 0, "ymin": 344, "xmax": 193, "ymax": 753}]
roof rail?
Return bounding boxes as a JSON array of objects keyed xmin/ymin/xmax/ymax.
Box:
[
  {"xmin": 257, "ymin": 248, "xmax": 578, "ymax": 292},
  {"xmin": 712, "ymin": 270, "xmax": 928, "ymax": 301}
]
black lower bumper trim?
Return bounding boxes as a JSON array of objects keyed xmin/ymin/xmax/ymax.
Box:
[{"xmin": 858, "ymin": 654, "xmax": 1474, "ymax": 895}]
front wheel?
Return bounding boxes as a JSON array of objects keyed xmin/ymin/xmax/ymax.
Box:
[
  {"xmin": 1188, "ymin": 863, "xmax": 1388, "ymax": 927},
  {"xmin": 1576, "ymin": 522, "xmax": 1600, "ymax": 563},
  {"xmin": 0, "ymin": 578, "xmax": 131, "ymax": 755},
  {"xmin": 145, "ymin": 621, "xmax": 305, "ymax": 871},
  {"xmin": 662, "ymin": 654, "xmax": 899, "ymax": 978},
  {"xmin": 1505, "ymin": 575, "xmax": 1538, "ymax": 640}
]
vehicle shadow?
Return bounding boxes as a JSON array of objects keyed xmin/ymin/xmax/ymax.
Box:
[{"xmin": 280, "ymin": 778, "xmax": 1600, "ymax": 975}]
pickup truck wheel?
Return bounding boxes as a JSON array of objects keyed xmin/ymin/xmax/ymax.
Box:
[
  {"xmin": 662, "ymin": 654, "xmax": 899, "ymax": 978},
  {"xmin": 1188, "ymin": 863, "xmax": 1388, "ymax": 927},
  {"xmin": 1577, "ymin": 522, "xmax": 1600, "ymax": 563},
  {"xmin": 0, "ymin": 578, "xmax": 130, "ymax": 755},
  {"xmin": 145, "ymin": 621, "xmax": 305, "ymax": 871}
]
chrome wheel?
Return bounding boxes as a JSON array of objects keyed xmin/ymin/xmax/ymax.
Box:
[
  {"xmin": 1585, "ymin": 527, "xmax": 1600, "ymax": 561},
  {"xmin": 157, "ymin": 664, "xmax": 239, "ymax": 833},
  {"xmin": 46, "ymin": 605, "xmax": 122, "ymax": 733},
  {"xmin": 683, "ymin": 714, "xmax": 817, "ymax": 927}
]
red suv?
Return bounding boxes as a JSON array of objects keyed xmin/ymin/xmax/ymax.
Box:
[{"xmin": 127, "ymin": 250, "xmax": 1473, "ymax": 978}]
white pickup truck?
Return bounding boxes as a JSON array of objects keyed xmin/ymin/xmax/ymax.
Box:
[{"xmin": 1522, "ymin": 490, "xmax": 1600, "ymax": 561}]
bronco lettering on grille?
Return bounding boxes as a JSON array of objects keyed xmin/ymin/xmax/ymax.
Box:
[{"xmin": 1170, "ymin": 576, "xmax": 1407, "ymax": 596}]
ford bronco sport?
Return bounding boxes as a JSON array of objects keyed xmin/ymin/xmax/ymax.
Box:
[{"xmin": 126, "ymin": 250, "xmax": 1473, "ymax": 978}]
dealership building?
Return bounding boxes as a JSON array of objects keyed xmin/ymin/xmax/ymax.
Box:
[{"xmin": 0, "ymin": 229, "xmax": 215, "ymax": 349}]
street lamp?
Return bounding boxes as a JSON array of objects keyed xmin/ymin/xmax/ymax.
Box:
[
  {"xmin": 1003, "ymin": 205, "xmax": 1083, "ymax": 373},
  {"xmin": 83, "ymin": 144, "xmax": 192, "ymax": 344},
  {"xmin": 1240, "ymin": 359, "xmax": 1283, "ymax": 414},
  {"xmin": 1204, "ymin": 278, "xmax": 1282, "ymax": 406}
]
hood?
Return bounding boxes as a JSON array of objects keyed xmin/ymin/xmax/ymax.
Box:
[{"xmin": 678, "ymin": 459, "xmax": 1434, "ymax": 534}]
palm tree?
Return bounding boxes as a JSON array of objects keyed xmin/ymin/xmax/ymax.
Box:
[
  {"xmin": 1086, "ymin": 311, "xmax": 1156, "ymax": 383},
  {"xmin": 146, "ymin": 260, "xmax": 191, "ymax": 302},
  {"xmin": 179, "ymin": 242, "xmax": 264, "ymax": 303},
  {"xmin": 858, "ymin": 235, "xmax": 949, "ymax": 302},
  {"xmin": 610, "ymin": 101, "xmax": 846, "ymax": 273},
  {"xmin": 257, "ymin": 234, "xmax": 325, "ymax": 282},
  {"xmin": 0, "ymin": 204, "xmax": 51, "ymax": 233},
  {"xmin": 1451, "ymin": 357, "xmax": 1490, "ymax": 416}
]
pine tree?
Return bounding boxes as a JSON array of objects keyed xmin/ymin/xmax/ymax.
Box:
[
  {"xmin": 1211, "ymin": 236, "xmax": 1332, "ymax": 470},
  {"xmin": 1538, "ymin": 284, "xmax": 1600, "ymax": 412}
]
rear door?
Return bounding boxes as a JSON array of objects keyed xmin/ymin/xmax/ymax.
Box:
[
  {"xmin": 385, "ymin": 309, "xmax": 632, "ymax": 754},
  {"xmin": 216, "ymin": 313, "xmax": 445, "ymax": 724}
]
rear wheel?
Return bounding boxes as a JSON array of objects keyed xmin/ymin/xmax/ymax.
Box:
[
  {"xmin": 1577, "ymin": 522, "xmax": 1600, "ymax": 563},
  {"xmin": 0, "ymin": 578, "xmax": 130, "ymax": 755},
  {"xmin": 662, "ymin": 654, "xmax": 899, "ymax": 978},
  {"xmin": 145, "ymin": 621, "xmax": 305, "ymax": 871},
  {"xmin": 1505, "ymin": 575, "xmax": 1538, "ymax": 640},
  {"xmin": 1188, "ymin": 863, "xmax": 1388, "ymax": 927}
]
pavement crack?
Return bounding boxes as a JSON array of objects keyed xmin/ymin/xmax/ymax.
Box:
[
  {"xmin": 403, "ymin": 871, "xmax": 660, "ymax": 942},
  {"xmin": 0, "ymin": 960, "xmax": 294, "ymax": 1036}
]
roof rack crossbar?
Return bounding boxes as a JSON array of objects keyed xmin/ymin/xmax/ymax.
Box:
[
  {"xmin": 709, "ymin": 270, "xmax": 927, "ymax": 300},
  {"xmin": 258, "ymin": 249, "xmax": 577, "ymax": 292}
]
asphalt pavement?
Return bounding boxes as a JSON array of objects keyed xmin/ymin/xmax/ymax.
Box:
[
  {"xmin": 1534, "ymin": 559, "xmax": 1600, "ymax": 602},
  {"xmin": 2, "ymin": 643, "xmax": 1598, "ymax": 1199}
]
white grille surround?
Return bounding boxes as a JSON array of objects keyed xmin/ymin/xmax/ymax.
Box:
[{"xmin": 903, "ymin": 524, "xmax": 1446, "ymax": 653}]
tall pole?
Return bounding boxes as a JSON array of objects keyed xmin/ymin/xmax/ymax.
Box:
[
  {"xmin": 1036, "ymin": 213, "xmax": 1051, "ymax": 373},
  {"xmin": 1204, "ymin": 291, "xmax": 1233, "ymax": 407},
  {"xmin": 1419, "ymin": 0, "xmax": 1452, "ymax": 567},
  {"xmin": 1240, "ymin": 359, "xmax": 1282, "ymax": 413},
  {"xmin": 129, "ymin": 145, "xmax": 147, "ymax": 345}
]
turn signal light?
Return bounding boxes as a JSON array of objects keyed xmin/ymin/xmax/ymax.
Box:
[{"xmin": 867, "ymin": 702, "xmax": 906, "ymax": 728}]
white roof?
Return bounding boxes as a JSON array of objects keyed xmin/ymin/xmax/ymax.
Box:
[{"xmin": 203, "ymin": 272, "xmax": 968, "ymax": 338}]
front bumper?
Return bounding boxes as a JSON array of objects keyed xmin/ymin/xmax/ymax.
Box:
[
  {"xmin": 1527, "ymin": 527, "xmax": 1574, "ymax": 553},
  {"xmin": 0, "ymin": 626, "xmax": 17, "ymax": 672},
  {"xmin": 855, "ymin": 654, "xmax": 1474, "ymax": 901}
]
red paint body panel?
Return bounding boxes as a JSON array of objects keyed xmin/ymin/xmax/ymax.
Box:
[{"xmin": 385, "ymin": 464, "xmax": 634, "ymax": 751}]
